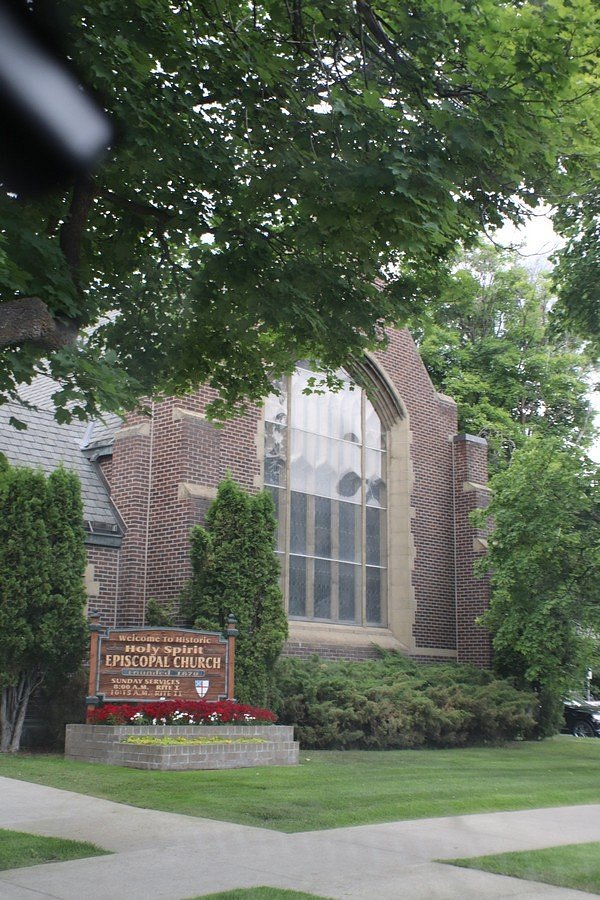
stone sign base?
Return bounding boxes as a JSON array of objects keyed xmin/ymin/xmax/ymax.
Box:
[{"xmin": 65, "ymin": 724, "xmax": 299, "ymax": 770}]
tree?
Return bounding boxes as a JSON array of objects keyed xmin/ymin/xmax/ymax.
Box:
[
  {"xmin": 473, "ymin": 439, "xmax": 600, "ymax": 733},
  {"xmin": 182, "ymin": 477, "xmax": 288, "ymax": 705},
  {"xmin": 551, "ymin": 185, "xmax": 600, "ymax": 357},
  {"xmin": 414, "ymin": 245, "xmax": 598, "ymax": 730},
  {"xmin": 1, "ymin": 0, "xmax": 598, "ymax": 422},
  {"xmin": 414, "ymin": 245, "xmax": 595, "ymax": 470},
  {"xmin": 548, "ymin": 0, "xmax": 599, "ymax": 356},
  {"xmin": 0, "ymin": 461, "xmax": 88, "ymax": 752}
]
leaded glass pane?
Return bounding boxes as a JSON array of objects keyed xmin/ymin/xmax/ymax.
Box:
[
  {"xmin": 338, "ymin": 501, "xmax": 360, "ymax": 562},
  {"xmin": 366, "ymin": 506, "xmax": 386, "ymax": 566},
  {"xmin": 366, "ymin": 566, "xmax": 382, "ymax": 624},
  {"xmin": 337, "ymin": 385, "xmax": 362, "ymax": 444},
  {"xmin": 291, "ymin": 432, "xmax": 362, "ymax": 502},
  {"xmin": 338, "ymin": 562, "xmax": 358, "ymax": 622},
  {"xmin": 313, "ymin": 558, "xmax": 331, "ymax": 618},
  {"xmin": 334, "ymin": 440, "xmax": 362, "ymax": 503},
  {"xmin": 314, "ymin": 496, "xmax": 332, "ymax": 558},
  {"xmin": 314, "ymin": 455, "xmax": 337, "ymax": 498},
  {"xmin": 291, "ymin": 368, "xmax": 320, "ymax": 436},
  {"xmin": 290, "ymin": 491, "xmax": 307, "ymax": 554},
  {"xmin": 289, "ymin": 555, "xmax": 307, "ymax": 616},
  {"xmin": 264, "ymin": 379, "xmax": 287, "ymax": 426},
  {"xmin": 292, "ymin": 366, "xmax": 361, "ymax": 442},
  {"xmin": 290, "ymin": 429, "xmax": 313, "ymax": 494},
  {"xmin": 365, "ymin": 397, "xmax": 386, "ymax": 450},
  {"xmin": 365, "ymin": 448, "xmax": 386, "ymax": 507},
  {"xmin": 264, "ymin": 422, "xmax": 287, "ymax": 487}
]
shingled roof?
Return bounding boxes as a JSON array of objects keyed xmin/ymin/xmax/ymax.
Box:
[{"xmin": 0, "ymin": 379, "xmax": 122, "ymax": 547}]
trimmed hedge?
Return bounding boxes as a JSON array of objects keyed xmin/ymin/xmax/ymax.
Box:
[{"xmin": 272, "ymin": 652, "xmax": 538, "ymax": 748}]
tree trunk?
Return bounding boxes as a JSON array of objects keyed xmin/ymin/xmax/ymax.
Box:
[
  {"xmin": 0, "ymin": 672, "xmax": 42, "ymax": 753},
  {"xmin": 0, "ymin": 297, "xmax": 78, "ymax": 351}
]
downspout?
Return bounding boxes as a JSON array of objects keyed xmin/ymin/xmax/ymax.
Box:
[
  {"xmin": 141, "ymin": 401, "xmax": 155, "ymax": 626},
  {"xmin": 113, "ymin": 548, "xmax": 120, "ymax": 628},
  {"xmin": 451, "ymin": 437, "xmax": 459, "ymax": 659}
]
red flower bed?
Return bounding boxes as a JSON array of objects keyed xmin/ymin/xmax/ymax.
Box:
[{"xmin": 88, "ymin": 700, "xmax": 277, "ymax": 726}]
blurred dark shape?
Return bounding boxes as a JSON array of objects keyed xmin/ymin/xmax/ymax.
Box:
[{"xmin": 0, "ymin": 0, "xmax": 113, "ymax": 194}]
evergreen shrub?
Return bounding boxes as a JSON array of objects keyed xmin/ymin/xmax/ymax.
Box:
[
  {"xmin": 272, "ymin": 652, "xmax": 537, "ymax": 749},
  {"xmin": 37, "ymin": 670, "xmax": 88, "ymax": 750},
  {"xmin": 180, "ymin": 476, "xmax": 288, "ymax": 706},
  {"xmin": 0, "ymin": 461, "xmax": 88, "ymax": 752}
]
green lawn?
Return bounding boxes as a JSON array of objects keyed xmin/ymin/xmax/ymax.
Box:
[
  {"xmin": 445, "ymin": 842, "xmax": 600, "ymax": 895},
  {"xmin": 0, "ymin": 736, "xmax": 599, "ymax": 833},
  {"xmin": 0, "ymin": 829, "xmax": 109, "ymax": 871}
]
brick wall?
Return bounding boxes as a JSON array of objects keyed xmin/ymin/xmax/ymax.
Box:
[
  {"xmin": 108, "ymin": 422, "xmax": 152, "ymax": 625},
  {"xmin": 282, "ymin": 642, "xmax": 383, "ymax": 661},
  {"xmin": 373, "ymin": 330, "xmax": 458, "ymax": 652},
  {"xmin": 85, "ymin": 545, "xmax": 119, "ymax": 624},
  {"xmin": 65, "ymin": 724, "xmax": 299, "ymax": 770},
  {"xmin": 97, "ymin": 327, "xmax": 492, "ymax": 664},
  {"xmin": 452, "ymin": 434, "xmax": 493, "ymax": 667},
  {"xmin": 142, "ymin": 395, "xmax": 262, "ymax": 615}
]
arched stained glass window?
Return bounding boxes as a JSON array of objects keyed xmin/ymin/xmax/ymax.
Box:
[{"xmin": 264, "ymin": 363, "xmax": 387, "ymax": 626}]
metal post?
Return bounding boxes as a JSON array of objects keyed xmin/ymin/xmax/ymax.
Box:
[
  {"xmin": 226, "ymin": 614, "xmax": 239, "ymax": 701},
  {"xmin": 85, "ymin": 611, "xmax": 102, "ymax": 722}
]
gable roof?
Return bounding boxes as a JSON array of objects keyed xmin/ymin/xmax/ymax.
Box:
[{"xmin": 0, "ymin": 380, "xmax": 122, "ymax": 547}]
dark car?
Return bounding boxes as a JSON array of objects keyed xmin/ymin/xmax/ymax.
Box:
[{"xmin": 563, "ymin": 696, "xmax": 600, "ymax": 737}]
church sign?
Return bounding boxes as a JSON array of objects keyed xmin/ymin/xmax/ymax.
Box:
[{"xmin": 86, "ymin": 616, "xmax": 238, "ymax": 713}]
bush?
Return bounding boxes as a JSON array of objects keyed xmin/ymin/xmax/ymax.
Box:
[
  {"xmin": 0, "ymin": 461, "xmax": 88, "ymax": 752},
  {"xmin": 272, "ymin": 652, "xmax": 537, "ymax": 749},
  {"xmin": 145, "ymin": 598, "xmax": 176, "ymax": 627},
  {"xmin": 37, "ymin": 670, "xmax": 88, "ymax": 750},
  {"xmin": 181, "ymin": 476, "xmax": 288, "ymax": 706}
]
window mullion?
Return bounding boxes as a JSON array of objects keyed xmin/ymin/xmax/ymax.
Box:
[
  {"xmin": 332, "ymin": 499, "xmax": 340, "ymax": 621},
  {"xmin": 360, "ymin": 393, "xmax": 367, "ymax": 625},
  {"xmin": 284, "ymin": 381, "xmax": 292, "ymax": 615},
  {"xmin": 306, "ymin": 495, "xmax": 315, "ymax": 618}
]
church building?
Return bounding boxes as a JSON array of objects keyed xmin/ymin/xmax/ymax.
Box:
[{"xmin": 0, "ymin": 328, "xmax": 492, "ymax": 666}]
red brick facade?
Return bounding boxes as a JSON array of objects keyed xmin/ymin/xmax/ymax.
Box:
[
  {"xmin": 85, "ymin": 545, "xmax": 120, "ymax": 625},
  {"xmin": 88, "ymin": 328, "xmax": 492, "ymax": 666}
]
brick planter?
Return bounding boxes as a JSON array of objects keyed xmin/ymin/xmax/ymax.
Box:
[{"xmin": 65, "ymin": 724, "xmax": 299, "ymax": 770}]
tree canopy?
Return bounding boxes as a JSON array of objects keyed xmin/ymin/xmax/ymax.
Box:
[
  {"xmin": 473, "ymin": 438, "xmax": 600, "ymax": 730},
  {"xmin": 1, "ymin": 0, "xmax": 598, "ymax": 421},
  {"xmin": 417, "ymin": 244, "xmax": 598, "ymax": 717},
  {"xmin": 551, "ymin": 185, "xmax": 600, "ymax": 356},
  {"xmin": 414, "ymin": 245, "xmax": 595, "ymax": 470}
]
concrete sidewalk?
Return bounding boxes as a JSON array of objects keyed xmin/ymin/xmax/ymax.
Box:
[{"xmin": 1, "ymin": 775, "xmax": 599, "ymax": 899}]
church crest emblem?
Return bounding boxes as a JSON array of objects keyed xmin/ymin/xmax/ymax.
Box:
[{"xmin": 194, "ymin": 679, "xmax": 210, "ymax": 698}]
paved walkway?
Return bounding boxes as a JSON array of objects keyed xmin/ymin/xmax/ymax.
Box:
[{"xmin": 1, "ymin": 776, "xmax": 599, "ymax": 899}]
